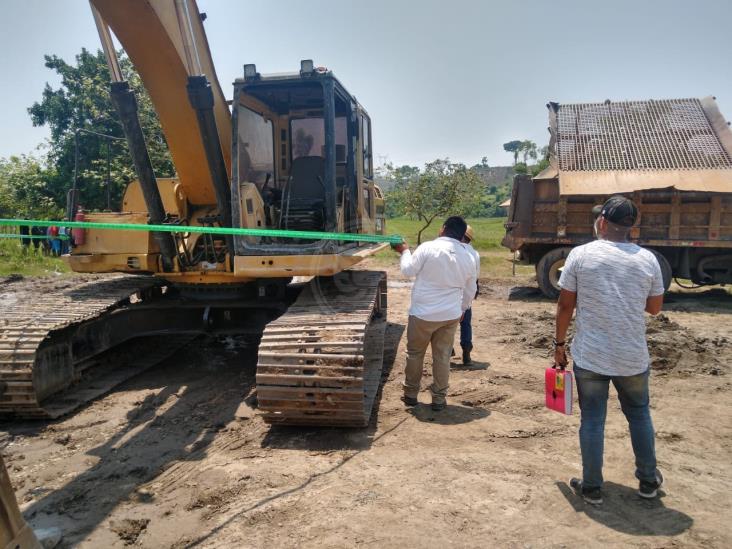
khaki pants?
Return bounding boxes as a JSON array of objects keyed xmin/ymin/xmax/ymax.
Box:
[{"xmin": 403, "ymin": 315, "xmax": 459, "ymax": 404}]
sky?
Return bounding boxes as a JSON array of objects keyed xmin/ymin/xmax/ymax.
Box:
[{"xmin": 1, "ymin": 0, "xmax": 732, "ymax": 168}]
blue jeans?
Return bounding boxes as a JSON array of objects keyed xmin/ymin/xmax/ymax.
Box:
[
  {"xmin": 574, "ymin": 365, "xmax": 657, "ymax": 488},
  {"xmin": 459, "ymin": 307, "xmax": 472, "ymax": 349}
]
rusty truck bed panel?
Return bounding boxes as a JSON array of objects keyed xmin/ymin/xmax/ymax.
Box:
[{"xmin": 503, "ymin": 176, "xmax": 732, "ymax": 251}]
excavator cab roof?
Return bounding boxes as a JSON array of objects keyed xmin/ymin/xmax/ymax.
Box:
[{"xmin": 234, "ymin": 61, "xmax": 365, "ymax": 116}]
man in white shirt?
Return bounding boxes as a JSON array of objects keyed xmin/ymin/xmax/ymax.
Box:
[
  {"xmin": 393, "ymin": 216, "xmax": 478, "ymax": 411},
  {"xmin": 459, "ymin": 225, "xmax": 481, "ymax": 365},
  {"xmin": 554, "ymin": 196, "xmax": 665, "ymax": 505}
]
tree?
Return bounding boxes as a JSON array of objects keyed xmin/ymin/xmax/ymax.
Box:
[
  {"xmin": 400, "ymin": 159, "xmax": 484, "ymax": 244},
  {"xmin": 0, "ymin": 155, "xmax": 62, "ymax": 219},
  {"xmin": 27, "ymin": 48, "xmax": 173, "ymax": 212},
  {"xmin": 520, "ymin": 140, "xmax": 538, "ymax": 165},
  {"xmin": 386, "ymin": 164, "xmax": 420, "ymax": 188},
  {"xmin": 503, "ymin": 140, "xmax": 522, "ymax": 166},
  {"xmin": 531, "ymin": 156, "xmax": 550, "ymax": 176},
  {"xmin": 380, "ymin": 163, "xmax": 420, "ymax": 218}
]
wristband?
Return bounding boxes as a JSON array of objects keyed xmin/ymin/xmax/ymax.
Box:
[{"xmin": 553, "ymin": 339, "xmax": 566, "ymax": 347}]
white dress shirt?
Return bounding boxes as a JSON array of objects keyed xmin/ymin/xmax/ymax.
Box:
[{"xmin": 400, "ymin": 236, "xmax": 478, "ymax": 321}]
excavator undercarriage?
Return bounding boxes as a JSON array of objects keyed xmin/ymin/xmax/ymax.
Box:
[
  {"xmin": 0, "ymin": 276, "xmax": 284, "ymax": 418},
  {"xmin": 0, "ymin": 270, "xmax": 387, "ymax": 425}
]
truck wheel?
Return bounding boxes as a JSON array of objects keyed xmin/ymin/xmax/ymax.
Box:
[
  {"xmin": 536, "ymin": 247, "xmax": 573, "ymax": 299},
  {"xmin": 646, "ymin": 248, "xmax": 672, "ymax": 292}
]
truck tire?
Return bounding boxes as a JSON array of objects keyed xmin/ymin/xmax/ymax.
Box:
[
  {"xmin": 646, "ymin": 248, "xmax": 672, "ymax": 292},
  {"xmin": 536, "ymin": 247, "xmax": 573, "ymax": 299}
]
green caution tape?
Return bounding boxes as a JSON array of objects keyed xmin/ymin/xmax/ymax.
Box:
[{"xmin": 0, "ymin": 218, "xmax": 403, "ymax": 245}]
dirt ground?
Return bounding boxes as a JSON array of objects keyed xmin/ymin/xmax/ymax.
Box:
[{"xmin": 1, "ymin": 262, "xmax": 731, "ymax": 548}]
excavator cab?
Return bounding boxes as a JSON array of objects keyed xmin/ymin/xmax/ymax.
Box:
[
  {"xmin": 223, "ymin": 61, "xmax": 386, "ymax": 278},
  {"xmin": 232, "ymin": 61, "xmax": 381, "ymax": 257}
]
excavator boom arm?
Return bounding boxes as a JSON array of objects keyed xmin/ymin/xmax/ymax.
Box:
[{"xmin": 90, "ymin": 0, "xmax": 232, "ymax": 206}]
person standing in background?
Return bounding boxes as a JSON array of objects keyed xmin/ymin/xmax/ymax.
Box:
[
  {"xmin": 58, "ymin": 226, "xmax": 70, "ymax": 255},
  {"xmin": 31, "ymin": 225, "xmax": 44, "ymax": 251},
  {"xmin": 19, "ymin": 219, "xmax": 31, "ymax": 250},
  {"xmin": 47, "ymin": 225, "xmax": 61, "ymax": 257},
  {"xmin": 459, "ymin": 225, "xmax": 480, "ymax": 365}
]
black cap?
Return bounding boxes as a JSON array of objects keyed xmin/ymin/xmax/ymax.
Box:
[{"xmin": 591, "ymin": 196, "xmax": 638, "ymax": 227}]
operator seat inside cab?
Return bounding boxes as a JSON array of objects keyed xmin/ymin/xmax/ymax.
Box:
[{"xmin": 280, "ymin": 155, "xmax": 326, "ymax": 231}]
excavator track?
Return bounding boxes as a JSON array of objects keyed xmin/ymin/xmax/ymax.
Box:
[
  {"xmin": 0, "ymin": 275, "xmax": 190, "ymax": 419},
  {"xmin": 256, "ymin": 270, "xmax": 387, "ymax": 427}
]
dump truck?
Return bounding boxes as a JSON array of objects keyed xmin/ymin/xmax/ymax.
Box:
[
  {"xmin": 0, "ymin": 0, "xmax": 388, "ymax": 427},
  {"xmin": 502, "ymin": 96, "xmax": 732, "ymax": 298}
]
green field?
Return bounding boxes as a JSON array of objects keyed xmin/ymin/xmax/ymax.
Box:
[
  {"xmin": 384, "ymin": 217, "xmax": 507, "ymax": 251},
  {"xmin": 376, "ymin": 217, "xmax": 534, "ymax": 278},
  {"xmin": 0, "ymin": 237, "xmax": 70, "ymax": 277}
]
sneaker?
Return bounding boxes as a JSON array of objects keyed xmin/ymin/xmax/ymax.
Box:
[
  {"xmin": 402, "ymin": 395, "xmax": 418, "ymax": 407},
  {"xmin": 431, "ymin": 401, "xmax": 446, "ymax": 412},
  {"xmin": 570, "ymin": 477, "xmax": 603, "ymax": 505},
  {"xmin": 639, "ymin": 469, "xmax": 664, "ymax": 499}
]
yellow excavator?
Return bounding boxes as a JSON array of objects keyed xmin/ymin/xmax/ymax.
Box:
[{"xmin": 0, "ymin": 0, "xmax": 388, "ymax": 427}]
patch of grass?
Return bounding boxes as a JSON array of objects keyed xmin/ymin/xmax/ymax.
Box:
[
  {"xmin": 0, "ymin": 238, "xmax": 70, "ymax": 277},
  {"xmin": 384, "ymin": 217, "xmax": 507, "ymax": 251},
  {"xmin": 479, "ymin": 250, "xmax": 534, "ymax": 278}
]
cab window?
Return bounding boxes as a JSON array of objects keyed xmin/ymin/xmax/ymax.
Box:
[
  {"xmin": 361, "ymin": 114, "xmax": 372, "ymax": 178},
  {"xmin": 291, "ymin": 117, "xmax": 347, "ymax": 160},
  {"xmin": 237, "ymin": 105, "xmax": 274, "ymax": 186}
]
